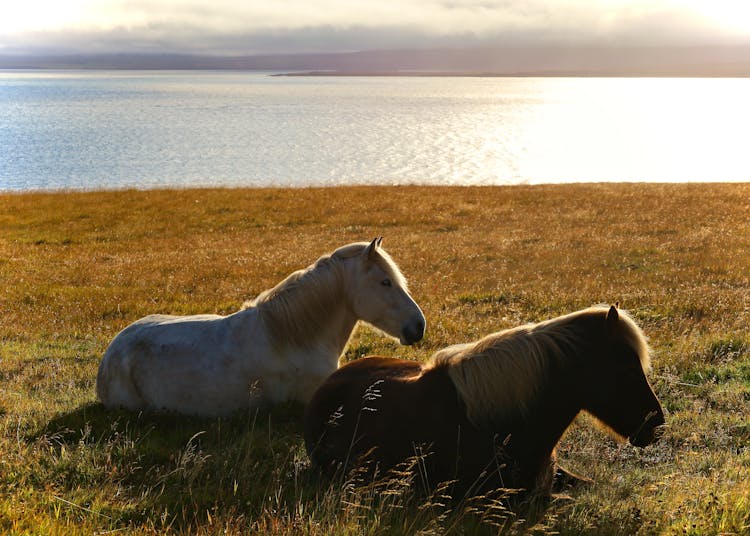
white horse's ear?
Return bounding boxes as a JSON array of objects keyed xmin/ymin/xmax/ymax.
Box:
[{"xmin": 365, "ymin": 237, "xmax": 383, "ymax": 258}]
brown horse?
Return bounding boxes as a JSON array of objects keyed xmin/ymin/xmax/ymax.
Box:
[{"xmin": 304, "ymin": 305, "xmax": 664, "ymax": 499}]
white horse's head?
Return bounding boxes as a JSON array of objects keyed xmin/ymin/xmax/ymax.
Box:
[{"xmin": 335, "ymin": 238, "xmax": 425, "ymax": 345}]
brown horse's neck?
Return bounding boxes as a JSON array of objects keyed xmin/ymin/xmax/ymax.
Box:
[{"xmin": 502, "ymin": 359, "xmax": 585, "ymax": 486}]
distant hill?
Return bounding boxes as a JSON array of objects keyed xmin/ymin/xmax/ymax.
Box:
[{"xmin": 2, "ymin": 45, "xmax": 749, "ymax": 76}]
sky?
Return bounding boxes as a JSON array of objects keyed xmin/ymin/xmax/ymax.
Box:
[{"xmin": 2, "ymin": 0, "xmax": 750, "ymax": 56}]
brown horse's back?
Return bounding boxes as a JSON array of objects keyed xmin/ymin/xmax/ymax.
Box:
[
  {"xmin": 304, "ymin": 356, "xmax": 422, "ymax": 471},
  {"xmin": 304, "ymin": 356, "xmax": 497, "ymax": 493}
]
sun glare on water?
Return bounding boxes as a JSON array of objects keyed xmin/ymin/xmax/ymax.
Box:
[{"xmin": 471, "ymin": 77, "xmax": 750, "ymax": 184}]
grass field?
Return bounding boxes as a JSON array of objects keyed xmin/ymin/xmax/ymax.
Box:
[{"xmin": 1, "ymin": 184, "xmax": 749, "ymax": 535}]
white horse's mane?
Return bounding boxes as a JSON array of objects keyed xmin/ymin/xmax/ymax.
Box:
[
  {"xmin": 242, "ymin": 242, "xmax": 407, "ymax": 351},
  {"xmin": 425, "ymin": 306, "xmax": 651, "ymax": 427}
]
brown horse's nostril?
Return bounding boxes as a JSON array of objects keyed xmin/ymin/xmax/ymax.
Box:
[
  {"xmin": 630, "ymin": 429, "xmax": 654, "ymax": 448},
  {"xmin": 629, "ymin": 411, "xmax": 665, "ymax": 447}
]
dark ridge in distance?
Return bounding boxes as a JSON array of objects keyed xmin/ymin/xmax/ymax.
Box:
[
  {"xmin": 2, "ymin": 45, "xmax": 750, "ymax": 77},
  {"xmin": 273, "ymin": 70, "xmax": 750, "ymax": 77}
]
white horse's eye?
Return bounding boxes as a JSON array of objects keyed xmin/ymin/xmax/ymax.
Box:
[{"xmin": 381, "ymin": 278, "xmax": 392, "ymax": 287}]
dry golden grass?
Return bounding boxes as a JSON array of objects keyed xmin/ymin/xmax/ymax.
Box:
[{"xmin": 1, "ymin": 184, "xmax": 749, "ymax": 534}]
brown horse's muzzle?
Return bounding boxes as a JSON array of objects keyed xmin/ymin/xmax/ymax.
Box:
[{"xmin": 629, "ymin": 410, "xmax": 666, "ymax": 447}]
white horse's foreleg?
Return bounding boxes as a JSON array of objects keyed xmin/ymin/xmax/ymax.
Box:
[{"xmin": 97, "ymin": 346, "xmax": 147, "ymax": 411}]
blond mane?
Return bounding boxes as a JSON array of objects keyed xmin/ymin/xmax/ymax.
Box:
[
  {"xmin": 242, "ymin": 242, "xmax": 407, "ymax": 351},
  {"xmin": 425, "ymin": 306, "xmax": 651, "ymax": 428}
]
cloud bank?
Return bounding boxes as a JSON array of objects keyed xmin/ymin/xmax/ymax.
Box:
[{"xmin": 2, "ymin": 0, "xmax": 749, "ymax": 56}]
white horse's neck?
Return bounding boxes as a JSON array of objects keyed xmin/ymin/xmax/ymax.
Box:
[
  {"xmin": 249, "ymin": 256, "xmax": 357, "ymax": 359},
  {"xmin": 306, "ymin": 302, "xmax": 358, "ymax": 358}
]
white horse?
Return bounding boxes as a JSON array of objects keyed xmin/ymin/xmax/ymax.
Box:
[{"xmin": 96, "ymin": 238, "xmax": 425, "ymax": 416}]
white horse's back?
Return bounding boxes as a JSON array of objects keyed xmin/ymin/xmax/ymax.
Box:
[{"xmin": 97, "ymin": 312, "xmax": 255, "ymax": 415}]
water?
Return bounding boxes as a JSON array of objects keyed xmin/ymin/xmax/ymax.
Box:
[{"xmin": 1, "ymin": 71, "xmax": 749, "ymax": 191}]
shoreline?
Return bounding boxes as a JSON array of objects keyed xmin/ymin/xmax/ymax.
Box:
[{"xmin": 2, "ymin": 181, "xmax": 749, "ymax": 196}]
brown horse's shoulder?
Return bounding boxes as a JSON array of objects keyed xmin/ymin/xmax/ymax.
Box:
[
  {"xmin": 412, "ymin": 365, "xmax": 466, "ymax": 422},
  {"xmin": 412, "ymin": 363, "xmax": 456, "ymax": 391}
]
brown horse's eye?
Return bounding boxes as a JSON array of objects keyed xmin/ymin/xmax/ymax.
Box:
[{"xmin": 381, "ymin": 278, "xmax": 392, "ymax": 287}]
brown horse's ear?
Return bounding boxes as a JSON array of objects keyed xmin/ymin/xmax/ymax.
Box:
[
  {"xmin": 606, "ymin": 304, "xmax": 619, "ymax": 333},
  {"xmin": 365, "ymin": 237, "xmax": 383, "ymax": 258}
]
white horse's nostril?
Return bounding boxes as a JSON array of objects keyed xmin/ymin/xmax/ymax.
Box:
[{"xmin": 402, "ymin": 318, "xmax": 425, "ymax": 345}]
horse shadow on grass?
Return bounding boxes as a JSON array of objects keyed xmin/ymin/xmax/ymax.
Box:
[
  {"xmin": 34, "ymin": 401, "xmax": 306, "ymax": 447},
  {"xmin": 29, "ymin": 401, "xmax": 311, "ymax": 504}
]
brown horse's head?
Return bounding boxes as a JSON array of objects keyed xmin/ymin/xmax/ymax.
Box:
[{"xmin": 581, "ymin": 305, "xmax": 665, "ymax": 447}]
